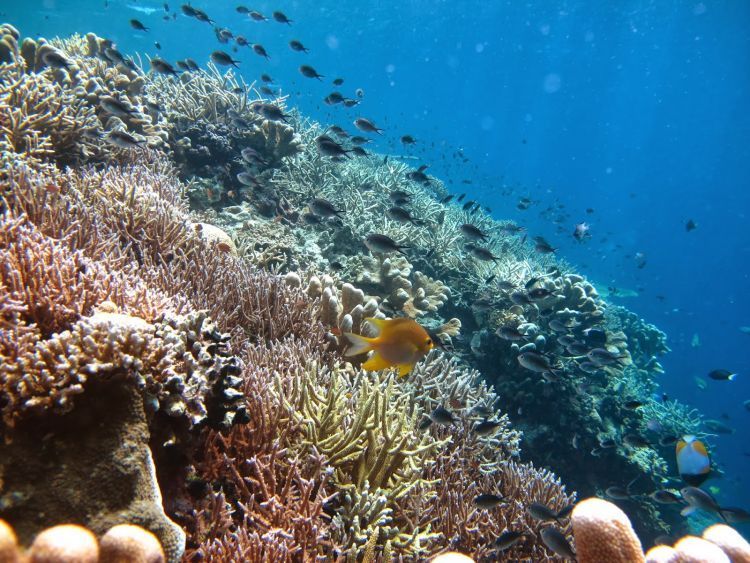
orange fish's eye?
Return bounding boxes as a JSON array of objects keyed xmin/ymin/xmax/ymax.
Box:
[{"xmin": 425, "ymin": 338, "xmax": 432, "ymax": 346}]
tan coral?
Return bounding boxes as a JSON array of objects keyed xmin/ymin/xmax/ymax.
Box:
[
  {"xmin": 0, "ymin": 519, "xmax": 19, "ymax": 563},
  {"xmin": 573, "ymin": 498, "xmax": 750, "ymax": 563},
  {"xmin": 702, "ymin": 524, "xmax": 750, "ymax": 563},
  {"xmin": 571, "ymin": 497, "xmax": 645, "ymax": 563},
  {"xmin": 194, "ymin": 222, "xmax": 237, "ymax": 255},
  {"xmin": 673, "ymin": 536, "xmax": 729, "ymax": 562},
  {"xmin": 28, "ymin": 524, "xmax": 99, "ymax": 563},
  {"xmin": 99, "ymin": 524, "xmax": 166, "ymax": 563}
]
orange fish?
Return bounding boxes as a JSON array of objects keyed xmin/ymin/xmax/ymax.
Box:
[
  {"xmin": 344, "ymin": 317, "xmax": 434, "ymax": 376},
  {"xmin": 676, "ymin": 435, "xmax": 711, "ymax": 486}
]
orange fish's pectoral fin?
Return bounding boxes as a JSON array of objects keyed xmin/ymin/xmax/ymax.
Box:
[
  {"xmin": 362, "ymin": 352, "xmax": 393, "ymax": 372},
  {"xmin": 343, "ymin": 332, "xmax": 374, "ymax": 357},
  {"xmin": 397, "ymin": 363, "xmax": 414, "ymax": 378}
]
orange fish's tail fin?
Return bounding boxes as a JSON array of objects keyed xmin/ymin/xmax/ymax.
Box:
[{"xmin": 343, "ymin": 332, "xmax": 374, "ymax": 357}]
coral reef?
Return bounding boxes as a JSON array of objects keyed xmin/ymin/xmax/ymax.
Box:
[{"xmin": 0, "ymin": 21, "xmax": 723, "ymax": 562}]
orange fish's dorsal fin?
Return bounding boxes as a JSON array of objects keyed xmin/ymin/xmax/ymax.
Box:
[
  {"xmin": 397, "ymin": 363, "xmax": 413, "ymax": 377},
  {"xmin": 362, "ymin": 351, "xmax": 393, "ymax": 372},
  {"xmin": 343, "ymin": 332, "xmax": 374, "ymax": 357},
  {"xmin": 364, "ymin": 317, "xmax": 389, "ymax": 335}
]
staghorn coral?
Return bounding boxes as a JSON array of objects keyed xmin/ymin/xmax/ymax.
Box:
[
  {"xmin": 0, "ymin": 212, "xmax": 245, "ymax": 433},
  {"xmin": 274, "ymin": 360, "xmax": 444, "ymax": 558}
]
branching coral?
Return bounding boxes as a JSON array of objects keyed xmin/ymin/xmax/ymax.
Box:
[
  {"xmin": 150, "ymin": 64, "xmax": 303, "ymax": 182},
  {"xmin": 274, "ymin": 361, "xmax": 444, "ymax": 558}
]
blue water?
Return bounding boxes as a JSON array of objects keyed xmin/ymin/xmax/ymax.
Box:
[{"xmin": 7, "ymin": 0, "xmax": 749, "ymax": 529}]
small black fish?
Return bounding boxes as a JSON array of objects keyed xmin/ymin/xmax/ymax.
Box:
[
  {"xmin": 211, "ymin": 50, "xmax": 240, "ymax": 67},
  {"xmin": 260, "ymin": 73, "xmax": 274, "ymax": 83},
  {"xmin": 252, "ymin": 44, "xmax": 270, "ymax": 59},
  {"xmin": 332, "ymin": 77, "xmax": 344, "ymax": 85},
  {"xmin": 401, "ymin": 135, "xmax": 416, "ymax": 145},
  {"xmin": 527, "ymin": 503, "xmax": 560, "ymax": 523},
  {"xmin": 324, "ymin": 92, "xmax": 345, "ymax": 105},
  {"xmin": 460, "ymin": 223, "xmax": 489, "ymax": 241},
  {"xmin": 686, "ymin": 219, "xmax": 697, "ymax": 231},
  {"xmin": 364, "ymin": 233, "xmax": 409, "ymax": 255},
  {"xmin": 540, "ymin": 527, "xmax": 576, "ymax": 559},
  {"xmin": 354, "ymin": 117, "xmax": 383, "ymax": 134},
  {"xmin": 474, "ymin": 493, "xmax": 505, "ymax": 509},
  {"xmin": 466, "ymin": 244, "xmax": 499, "ymax": 262},
  {"xmin": 495, "ymin": 530, "xmax": 524, "ymax": 551},
  {"xmin": 255, "ymin": 103, "xmax": 290, "ymax": 122},
  {"xmin": 249, "ymin": 10, "xmax": 267, "ymax": 21},
  {"xmin": 429, "ymin": 405, "xmax": 455, "ymax": 425},
  {"xmin": 440, "ymin": 195, "xmax": 454, "ymax": 204},
  {"xmin": 622, "ymin": 433, "xmax": 650, "ymax": 448},
  {"xmin": 192, "ymin": 8, "xmax": 214, "ymax": 24},
  {"xmin": 316, "ymin": 135, "xmax": 351, "ymax": 159},
  {"xmin": 289, "ymin": 40, "xmax": 309, "ymax": 53},
  {"xmin": 556, "ymin": 504, "xmax": 574, "ymax": 519},
  {"xmin": 456, "ymin": 193, "xmax": 466, "ymax": 202},
  {"xmin": 272, "ymin": 11, "xmax": 293, "ymax": 24},
  {"xmin": 462, "ymin": 200, "xmax": 476, "ymax": 211},
  {"xmin": 236, "ymin": 5, "xmax": 249, "ymax": 14},
  {"xmin": 708, "ymin": 369, "xmax": 737, "ymax": 381},
  {"xmin": 154, "ymin": 41, "xmax": 161, "ymax": 50},
  {"xmin": 387, "ymin": 207, "xmax": 423, "ymax": 226},
  {"xmin": 150, "ymin": 57, "xmax": 178, "ymax": 75},
  {"xmin": 623, "ymin": 400, "xmax": 644, "ymax": 410},
  {"xmin": 300, "ymin": 65, "xmax": 323, "ymax": 80},
  {"xmin": 474, "ymin": 419, "xmax": 502, "ymax": 436},
  {"xmin": 130, "ymin": 18, "xmax": 149, "ymax": 32},
  {"xmin": 310, "ymin": 198, "xmax": 344, "ymax": 218},
  {"xmin": 106, "ymin": 130, "xmax": 144, "ymax": 149}
]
